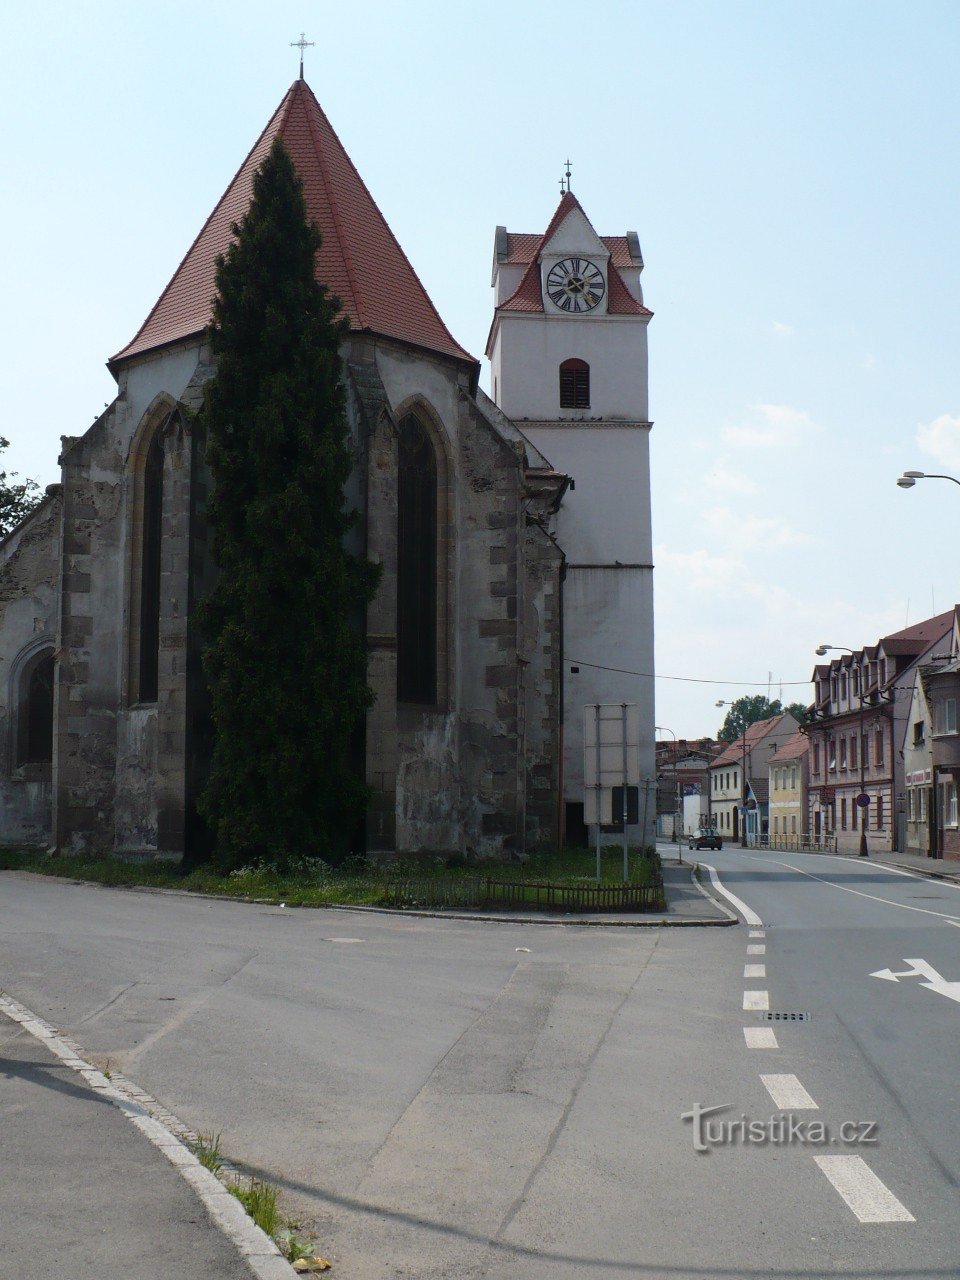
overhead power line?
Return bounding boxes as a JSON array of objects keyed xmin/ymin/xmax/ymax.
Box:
[{"xmin": 567, "ymin": 659, "xmax": 811, "ymax": 687}]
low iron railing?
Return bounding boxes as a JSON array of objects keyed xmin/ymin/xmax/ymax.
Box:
[
  {"xmin": 381, "ymin": 876, "xmax": 665, "ymax": 913},
  {"xmin": 755, "ymin": 835, "xmax": 838, "ymax": 853}
]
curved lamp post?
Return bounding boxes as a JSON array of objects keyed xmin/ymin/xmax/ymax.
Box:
[
  {"xmin": 656, "ymin": 725, "xmax": 683, "ymax": 859},
  {"xmin": 717, "ymin": 699, "xmax": 750, "ymax": 847},
  {"xmin": 897, "ymin": 470, "xmax": 960, "ymax": 490},
  {"xmin": 815, "ymin": 644, "xmax": 868, "ymax": 857}
]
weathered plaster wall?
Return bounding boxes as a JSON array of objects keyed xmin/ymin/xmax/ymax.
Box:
[{"xmin": 0, "ymin": 496, "xmax": 61, "ymax": 845}]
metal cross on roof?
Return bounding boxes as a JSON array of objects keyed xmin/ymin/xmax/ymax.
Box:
[
  {"xmin": 290, "ymin": 32, "xmax": 315, "ymax": 80},
  {"xmin": 559, "ymin": 158, "xmax": 573, "ymax": 194}
]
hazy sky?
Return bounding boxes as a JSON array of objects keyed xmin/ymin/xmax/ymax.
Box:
[{"xmin": 3, "ymin": 1, "xmax": 959, "ymax": 737}]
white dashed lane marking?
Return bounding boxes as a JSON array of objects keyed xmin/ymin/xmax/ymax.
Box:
[
  {"xmin": 760, "ymin": 1073, "xmax": 818, "ymax": 1109},
  {"xmin": 747, "ymin": 944, "xmax": 766, "ymax": 954},
  {"xmin": 813, "ymin": 1155, "xmax": 915, "ymax": 1223},
  {"xmin": 744, "ymin": 963, "xmax": 766, "ymax": 978},
  {"xmin": 749, "ymin": 930, "xmax": 765, "ymax": 938},
  {"xmin": 743, "ymin": 990, "xmax": 769, "ymax": 1011},
  {"xmin": 743, "ymin": 1027, "xmax": 778, "ymax": 1049}
]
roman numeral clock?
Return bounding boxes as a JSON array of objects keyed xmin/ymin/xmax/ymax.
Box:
[{"xmin": 546, "ymin": 257, "xmax": 606, "ymax": 312}]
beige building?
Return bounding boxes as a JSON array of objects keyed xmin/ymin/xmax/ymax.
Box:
[{"xmin": 767, "ymin": 731, "xmax": 809, "ymax": 848}]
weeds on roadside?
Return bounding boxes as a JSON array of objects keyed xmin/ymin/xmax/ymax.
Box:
[
  {"xmin": 230, "ymin": 1178, "xmax": 279, "ymax": 1238},
  {"xmin": 191, "ymin": 1131, "xmax": 224, "ymax": 1175}
]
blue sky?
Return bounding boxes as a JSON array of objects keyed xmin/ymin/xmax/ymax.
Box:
[{"xmin": 3, "ymin": 1, "xmax": 959, "ymax": 737}]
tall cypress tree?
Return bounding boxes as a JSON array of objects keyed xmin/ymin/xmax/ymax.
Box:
[{"xmin": 198, "ymin": 138, "xmax": 379, "ymax": 870}]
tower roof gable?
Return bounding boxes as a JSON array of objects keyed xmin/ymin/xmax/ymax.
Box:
[{"xmin": 111, "ymin": 80, "xmax": 475, "ymax": 369}]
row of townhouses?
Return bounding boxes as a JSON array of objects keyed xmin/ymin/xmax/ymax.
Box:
[{"xmin": 700, "ymin": 608, "xmax": 960, "ymax": 860}]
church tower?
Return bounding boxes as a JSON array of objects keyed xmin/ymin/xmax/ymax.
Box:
[{"xmin": 487, "ymin": 191, "xmax": 655, "ymax": 843}]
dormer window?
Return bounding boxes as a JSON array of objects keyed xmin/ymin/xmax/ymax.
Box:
[{"xmin": 559, "ymin": 358, "xmax": 590, "ymax": 409}]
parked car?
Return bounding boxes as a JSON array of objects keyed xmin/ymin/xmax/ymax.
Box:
[{"xmin": 689, "ymin": 827, "xmax": 723, "ymax": 851}]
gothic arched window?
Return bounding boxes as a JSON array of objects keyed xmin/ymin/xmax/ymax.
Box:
[
  {"xmin": 397, "ymin": 414, "xmax": 437, "ymax": 704},
  {"xmin": 17, "ymin": 649, "xmax": 54, "ymax": 766},
  {"xmin": 138, "ymin": 429, "xmax": 164, "ymax": 703},
  {"xmin": 559, "ymin": 358, "xmax": 590, "ymax": 409}
]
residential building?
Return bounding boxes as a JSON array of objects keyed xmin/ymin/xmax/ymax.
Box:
[
  {"xmin": 806, "ymin": 611, "xmax": 954, "ymax": 854},
  {"xmin": 917, "ymin": 606, "xmax": 960, "ymax": 860},
  {"xmin": 708, "ymin": 713, "xmax": 799, "ymax": 843},
  {"xmin": 767, "ymin": 731, "xmax": 809, "ymax": 848},
  {"xmin": 656, "ymin": 737, "xmax": 722, "ymax": 836},
  {"xmin": 902, "ymin": 666, "xmax": 934, "ymax": 856}
]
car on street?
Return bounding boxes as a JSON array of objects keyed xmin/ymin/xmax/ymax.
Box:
[{"xmin": 688, "ymin": 827, "xmax": 723, "ymax": 850}]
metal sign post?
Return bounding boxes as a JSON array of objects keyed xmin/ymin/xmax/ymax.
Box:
[{"xmin": 584, "ymin": 704, "xmax": 642, "ymax": 885}]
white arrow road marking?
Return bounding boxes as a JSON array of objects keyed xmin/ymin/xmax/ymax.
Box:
[
  {"xmin": 743, "ymin": 990, "xmax": 769, "ymax": 1010},
  {"xmin": 699, "ymin": 862, "xmax": 763, "ymax": 925},
  {"xmin": 870, "ymin": 957, "xmax": 960, "ymax": 1005},
  {"xmin": 813, "ymin": 1155, "xmax": 915, "ymax": 1223},
  {"xmin": 760, "ymin": 1073, "xmax": 818, "ymax": 1109},
  {"xmin": 743, "ymin": 1027, "xmax": 778, "ymax": 1049}
]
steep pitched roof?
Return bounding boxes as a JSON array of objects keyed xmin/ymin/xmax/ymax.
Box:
[
  {"xmin": 495, "ymin": 191, "xmax": 652, "ymax": 319},
  {"xmin": 111, "ymin": 80, "xmax": 475, "ymax": 369},
  {"xmin": 770, "ymin": 730, "xmax": 808, "ymax": 763}
]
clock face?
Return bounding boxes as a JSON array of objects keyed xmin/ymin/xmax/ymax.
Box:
[{"xmin": 545, "ymin": 258, "xmax": 605, "ymax": 312}]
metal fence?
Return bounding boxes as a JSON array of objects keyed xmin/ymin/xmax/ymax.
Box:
[
  {"xmin": 381, "ymin": 876, "xmax": 665, "ymax": 913},
  {"xmin": 754, "ymin": 835, "xmax": 838, "ymax": 854}
]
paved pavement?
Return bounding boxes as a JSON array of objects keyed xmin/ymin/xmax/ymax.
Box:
[
  {"xmin": 3, "ymin": 858, "xmax": 960, "ymax": 1277},
  {"xmin": 0, "ymin": 1012, "xmax": 246, "ymax": 1279}
]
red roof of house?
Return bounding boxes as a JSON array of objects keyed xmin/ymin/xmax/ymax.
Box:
[
  {"xmin": 770, "ymin": 730, "xmax": 808, "ymax": 763},
  {"xmin": 710, "ymin": 713, "xmax": 793, "ymax": 768},
  {"xmin": 111, "ymin": 80, "xmax": 475, "ymax": 368},
  {"xmin": 496, "ymin": 191, "xmax": 652, "ymax": 319}
]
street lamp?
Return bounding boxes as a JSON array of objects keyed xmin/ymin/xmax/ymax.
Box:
[
  {"xmin": 656, "ymin": 725, "xmax": 683, "ymax": 861},
  {"xmin": 897, "ymin": 470, "xmax": 960, "ymax": 489},
  {"xmin": 717, "ymin": 699, "xmax": 750, "ymax": 847},
  {"xmin": 816, "ymin": 644, "xmax": 868, "ymax": 857}
]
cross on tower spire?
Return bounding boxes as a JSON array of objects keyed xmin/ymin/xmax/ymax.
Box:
[
  {"xmin": 290, "ymin": 32, "xmax": 314, "ymax": 80},
  {"xmin": 559, "ymin": 158, "xmax": 573, "ymax": 194}
]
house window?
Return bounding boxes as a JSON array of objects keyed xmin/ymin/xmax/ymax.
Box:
[
  {"xmin": 840, "ymin": 738, "xmax": 847, "ymax": 770},
  {"xmin": 876, "ymin": 794, "xmax": 884, "ymax": 830},
  {"xmin": 138, "ymin": 429, "xmax": 164, "ymax": 703},
  {"xmin": 840, "ymin": 798, "xmax": 847, "ymax": 830},
  {"xmin": 920, "ymin": 787, "xmax": 928, "ymax": 821},
  {"xmin": 559, "ymin": 358, "xmax": 590, "ymax": 409},
  {"xmin": 828, "ymin": 739, "xmax": 837, "ymax": 772},
  {"xmin": 791, "ymin": 765, "xmax": 797, "ymax": 789},
  {"xmin": 850, "ymin": 736, "xmax": 858, "ymax": 771},
  {"xmin": 17, "ymin": 649, "xmax": 54, "ymax": 766},
  {"xmin": 913, "ymin": 720, "xmax": 925, "ymax": 747},
  {"xmin": 938, "ymin": 698, "xmax": 958, "ymax": 735},
  {"xmin": 908, "ymin": 789, "xmax": 916, "ymax": 821},
  {"xmin": 840, "ymin": 673, "xmax": 848, "ymax": 701},
  {"xmin": 944, "ymin": 780, "xmax": 959, "ymax": 828},
  {"xmin": 875, "ymin": 727, "xmax": 884, "ymax": 768},
  {"xmin": 813, "ymin": 742, "xmax": 820, "ymax": 775},
  {"xmin": 791, "ymin": 814, "xmax": 797, "ymax": 835},
  {"xmin": 397, "ymin": 414, "xmax": 438, "ymax": 704}
]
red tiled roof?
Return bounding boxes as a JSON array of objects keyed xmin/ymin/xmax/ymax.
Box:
[
  {"xmin": 771, "ymin": 730, "xmax": 808, "ymax": 763},
  {"xmin": 112, "ymin": 80, "xmax": 475, "ymax": 368},
  {"xmin": 496, "ymin": 191, "xmax": 652, "ymax": 319},
  {"xmin": 710, "ymin": 713, "xmax": 792, "ymax": 767}
]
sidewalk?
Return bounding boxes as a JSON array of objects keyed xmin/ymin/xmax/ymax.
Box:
[
  {"xmin": 0, "ymin": 1014, "xmax": 249, "ymax": 1279},
  {"xmin": 831, "ymin": 847, "xmax": 960, "ymax": 882}
]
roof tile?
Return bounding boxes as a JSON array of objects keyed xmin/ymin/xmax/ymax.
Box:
[{"xmin": 112, "ymin": 80, "xmax": 475, "ymax": 368}]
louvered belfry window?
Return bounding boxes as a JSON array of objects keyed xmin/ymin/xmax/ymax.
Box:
[
  {"xmin": 397, "ymin": 415, "xmax": 437, "ymax": 704},
  {"xmin": 559, "ymin": 358, "xmax": 590, "ymax": 408}
]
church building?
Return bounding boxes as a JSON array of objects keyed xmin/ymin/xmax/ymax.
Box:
[{"xmin": 0, "ymin": 79, "xmax": 655, "ymax": 859}]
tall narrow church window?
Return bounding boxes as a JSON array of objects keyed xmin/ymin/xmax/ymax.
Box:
[
  {"xmin": 397, "ymin": 414, "xmax": 437, "ymax": 704},
  {"xmin": 18, "ymin": 650, "xmax": 54, "ymax": 766},
  {"xmin": 559, "ymin": 358, "xmax": 590, "ymax": 408},
  {"xmin": 139, "ymin": 430, "xmax": 164, "ymax": 703}
]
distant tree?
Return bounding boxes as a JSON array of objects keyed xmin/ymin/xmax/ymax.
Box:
[
  {"xmin": 198, "ymin": 138, "xmax": 380, "ymax": 872},
  {"xmin": 717, "ymin": 695, "xmax": 783, "ymax": 743},
  {"xmin": 784, "ymin": 701, "xmax": 810, "ymax": 726},
  {"xmin": 0, "ymin": 439, "xmax": 42, "ymax": 537}
]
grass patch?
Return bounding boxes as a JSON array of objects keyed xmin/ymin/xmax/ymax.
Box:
[
  {"xmin": 0, "ymin": 844, "xmax": 663, "ymax": 911},
  {"xmin": 190, "ymin": 1131, "xmax": 224, "ymax": 1175},
  {"xmin": 230, "ymin": 1178, "xmax": 279, "ymax": 1238}
]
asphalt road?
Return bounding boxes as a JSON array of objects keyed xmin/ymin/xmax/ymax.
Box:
[{"xmin": 1, "ymin": 861, "xmax": 959, "ymax": 1278}]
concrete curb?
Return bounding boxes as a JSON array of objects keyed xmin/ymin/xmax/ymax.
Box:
[
  {"xmin": 0, "ymin": 868, "xmax": 735, "ymax": 927},
  {"xmin": 684, "ymin": 862, "xmax": 740, "ymax": 924},
  {"xmin": 0, "ymin": 993, "xmax": 297, "ymax": 1280}
]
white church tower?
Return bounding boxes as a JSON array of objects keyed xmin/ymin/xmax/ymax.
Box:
[{"xmin": 487, "ymin": 190, "xmax": 655, "ymax": 845}]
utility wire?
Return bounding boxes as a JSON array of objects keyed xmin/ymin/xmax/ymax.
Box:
[{"xmin": 568, "ymin": 659, "xmax": 811, "ymax": 687}]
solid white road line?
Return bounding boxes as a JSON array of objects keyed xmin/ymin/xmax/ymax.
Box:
[
  {"xmin": 744, "ymin": 963, "xmax": 766, "ymax": 978},
  {"xmin": 743, "ymin": 990, "xmax": 769, "ymax": 1010},
  {"xmin": 813, "ymin": 1155, "xmax": 915, "ymax": 1223},
  {"xmin": 699, "ymin": 862, "xmax": 763, "ymax": 926},
  {"xmin": 747, "ymin": 944, "xmax": 766, "ymax": 954},
  {"xmin": 742, "ymin": 855, "xmax": 960, "ymax": 924},
  {"xmin": 760, "ymin": 1073, "xmax": 818, "ymax": 1109},
  {"xmin": 749, "ymin": 930, "xmax": 765, "ymax": 938},
  {"xmin": 743, "ymin": 1027, "xmax": 778, "ymax": 1049}
]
